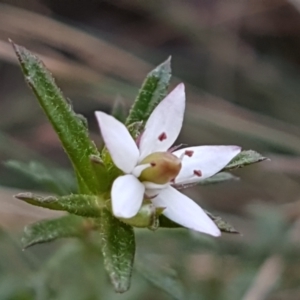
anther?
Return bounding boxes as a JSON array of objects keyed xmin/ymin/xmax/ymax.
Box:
[
  {"xmin": 158, "ymin": 132, "xmax": 167, "ymax": 141},
  {"xmin": 185, "ymin": 150, "xmax": 194, "ymax": 157},
  {"xmin": 179, "ymin": 150, "xmax": 194, "ymax": 161},
  {"xmin": 193, "ymin": 170, "xmax": 202, "ymax": 177},
  {"xmin": 150, "ymin": 162, "xmax": 156, "ymax": 167}
]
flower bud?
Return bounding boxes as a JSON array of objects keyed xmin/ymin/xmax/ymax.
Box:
[
  {"xmin": 138, "ymin": 152, "xmax": 181, "ymax": 184},
  {"xmin": 119, "ymin": 202, "xmax": 162, "ymax": 229}
]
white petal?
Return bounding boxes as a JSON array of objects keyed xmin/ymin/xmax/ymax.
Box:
[
  {"xmin": 174, "ymin": 145, "xmax": 241, "ymax": 184},
  {"xmin": 95, "ymin": 111, "xmax": 139, "ymax": 173},
  {"xmin": 144, "ymin": 182, "xmax": 170, "ymax": 198},
  {"xmin": 152, "ymin": 186, "xmax": 220, "ymax": 236},
  {"xmin": 111, "ymin": 175, "xmax": 145, "ymax": 218},
  {"xmin": 139, "ymin": 83, "xmax": 185, "ymax": 160}
]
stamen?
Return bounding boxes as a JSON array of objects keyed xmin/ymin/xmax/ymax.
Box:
[
  {"xmin": 150, "ymin": 161, "xmax": 156, "ymax": 167},
  {"xmin": 185, "ymin": 150, "xmax": 194, "ymax": 157},
  {"xmin": 158, "ymin": 132, "xmax": 167, "ymax": 141},
  {"xmin": 193, "ymin": 170, "xmax": 202, "ymax": 177},
  {"xmin": 179, "ymin": 150, "xmax": 194, "ymax": 161},
  {"xmin": 168, "ymin": 143, "xmax": 186, "ymax": 153}
]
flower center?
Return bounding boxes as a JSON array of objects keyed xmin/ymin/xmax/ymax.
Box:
[{"xmin": 138, "ymin": 152, "xmax": 182, "ymax": 184}]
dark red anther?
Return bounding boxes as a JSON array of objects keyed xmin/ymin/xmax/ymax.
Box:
[
  {"xmin": 193, "ymin": 170, "xmax": 202, "ymax": 177},
  {"xmin": 185, "ymin": 150, "xmax": 194, "ymax": 157},
  {"xmin": 158, "ymin": 132, "xmax": 167, "ymax": 141},
  {"xmin": 150, "ymin": 161, "xmax": 156, "ymax": 167}
]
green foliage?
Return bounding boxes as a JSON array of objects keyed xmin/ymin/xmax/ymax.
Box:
[
  {"xmin": 98, "ymin": 210, "xmax": 136, "ymax": 293},
  {"xmin": 126, "ymin": 57, "xmax": 171, "ymax": 125},
  {"xmin": 199, "ymin": 172, "xmax": 239, "ymax": 185},
  {"xmin": 12, "ymin": 42, "xmax": 135, "ymax": 292},
  {"xmin": 11, "ymin": 41, "xmax": 103, "ymax": 195},
  {"xmin": 10, "ymin": 42, "xmax": 267, "ymax": 296},
  {"xmin": 205, "ymin": 211, "xmax": 239, "ymax": 234},
  {"xmin": 4, "ymin": 160, "xmax": 76, "ymax": 195},
  {"xmin": 15, "ymin": 193, "xmax": 105, "ymax": 217},
  {"xmin": 22, "ymin": 215, "xmax": 92, "ymax": 248},
  {"xmin": 224, "ymin": 150, "xmax": 267, "ymax": 171},
  {"xmin": 0, "ymin": 205, "xmax": 295, "ymax": 299},
  {"xmin": 89, "ymin": 155, "xmax": 110, "ymax": 193},
  {"xmin": 136, "ymin": 255, "xmax": 186, "ymax": 300}
]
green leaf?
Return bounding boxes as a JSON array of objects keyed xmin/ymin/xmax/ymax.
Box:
[
  {"xmin": 12, "ymin": 42, "xmax": 102, "ymax": 194},
  {"xmin": 126, "ymin": 57, "xmax": 171, "ymax": 125},
  {"xmin": 223, "ymin": 150, "xmax": 268, "ymax": 171},
  {"xmin": 204, "ymin": 211, "xmax": 239, "ymax": 234},
  {"xmin": 136, "ymin": 255, "xmax": 185, "ymax": 300},
  {"xmin": 89, "ymin": 155, "xmax": 110, "ymax": 193},
  {"xmin": 98, "ymin": 210, "xmax": 135, "ymax": 293},
  {"xmin": 22, "ymin": 215, "xmax": 95, "ymax": 249},
  {"xmin": 12, "ymin": 43, "xmax": 138, "ymax": 295},
  {"xmin": 15, "ymin": 193, "xmax": 105, "ymax": 217},
  {"xmin": 127, "ymin": 121, "xmax": 144, "ymax": 140},
  {"xmin": 111, "ymin": 96, "xmax": 127, "ymax": 123},
  {"xmin": 198, "ymin": 172, "xmax": 239, "ymax": 185},
  {"xmin": 4, "ymin": 160, "xmax": 76, "ymax": 195},
  {"xmin": 159, "ymin": 211, "xmax": 239, "ymax": 233}
]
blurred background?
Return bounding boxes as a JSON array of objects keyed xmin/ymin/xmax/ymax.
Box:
[{"xmin": 1, "ymin": 0, "xmax": 300, "ymax": 299}]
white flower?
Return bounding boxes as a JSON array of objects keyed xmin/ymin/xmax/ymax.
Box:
[{"xmin": 95, "ymin": 83, "xmax": 241, "ymax": 237}]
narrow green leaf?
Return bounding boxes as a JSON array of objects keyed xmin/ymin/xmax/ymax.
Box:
[
  {"xmin": 136, "ymin": 255, "xmax": 185, "ymax": 300},
  {"xmin": 22, "ymin": 215, "xmax": 95, "ymax": 249},
  {"xmin": 98, "ymin": 210, "xmax": 135, "ymax": 293},
  {"xmin": 224, "ymin": 150, "xmax": 268, "ymax": 171},
  {"xmin": 4, "ymin": 160, "xmax": 76, "ymax": 195},
  {"xmin": 111, "ymin": 96, "xmax": 127, "ymax": 123},
  {"xmin": 159, "ymin": 211, "xmax": 239, "ymax": 233},
  {"xmin": 204, "ymin": 211, "xmax": 239, "ymax": 234},
  {"xmin": 89, "ymin": 155, "xmax": 110, "ymax": 193},
  {"xmin": 198, "ymin": 172, "xmax": 239, "ymax": 185},
  {"xmin": 126, "ymin": 57, "xmax": 171, "ymax": 125},
  {"xmin": 75, "ymin": 173, "xmax": 91, "ymax": 195},
  {"xmin": 127, "ymin": 121, "xmax": 144, "ymax": 140},
  {"xmin": 15, "ymin": 193, "xmax": 105, "ymax": 217},
  {"xmin": 11, "ymin": 42, "xmax": 102, "ymax": 194},
  {"xmin": 12, "ymin": 43, "xmax": 137, "ymax": 295}
]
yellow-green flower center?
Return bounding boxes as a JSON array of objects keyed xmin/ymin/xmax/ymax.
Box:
[{"xmin": 138, "ymin": 152, "xmax": 182, "ymax": 184}]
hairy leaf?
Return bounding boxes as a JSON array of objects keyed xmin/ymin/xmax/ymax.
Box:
[
  {"xmin": 205, "ymin": 211, "xmax": 239, "ymax": 234},
  {"xmin": 12, "ymin": 42, "xmax": 104, "ymax": 194},
  {"xmin": 224, "ymin": 150, "xmax": 268, "ymax": 171},
  {"xmin": 97, "ymin": 210, "xmax": 135, "ymax": 293},
  {"xmin": 22, "ymin": 215, "xmax": 96, "ymax": 249},
  {"xmin": 199, "ymin": 172, "xmax": 239, "ymax": 185},
  {"xmin": 15, "ymin": 193, "xmax": 105, "ymax": 217},
  {"xmin": 126, "ymin": 57, "xmax": 171, "ymax": 125},
  {"xmin": 5, "ymin": 160, "xmax": 76, "ymax": 195}
]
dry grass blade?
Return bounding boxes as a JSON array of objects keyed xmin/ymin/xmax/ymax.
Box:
[
  {"xmin": 242, "ymin": 255, "xmax": 283, "ymax": 300},
  {"xmin": 0, "ymin": 40, "xmax": 103, "ymax": 86},
  {"xmin": 1, "ymin": 4, "xmax": 300, "ymax": 157},
  {"xmin": 0, "ymin": 3, "xmax": 151, "ymax": 82}
]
